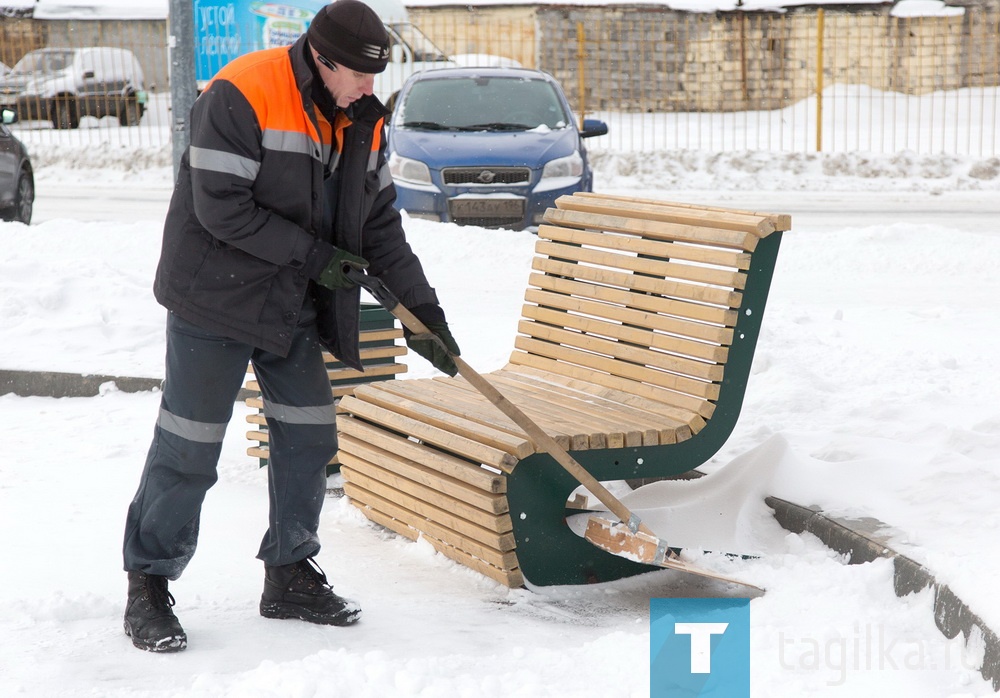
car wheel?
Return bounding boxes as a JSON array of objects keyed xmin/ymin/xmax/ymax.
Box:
[
  {"xmin": 118, "ymin": 94, "xmax": 143, "ymax": 127},
  {"xmin": 51, "ymin": 97, "xmax": 79, "ymax": 129},
  {"xmin": 0, "ymin": 168, "xmax": 33, "ymax": 224}
]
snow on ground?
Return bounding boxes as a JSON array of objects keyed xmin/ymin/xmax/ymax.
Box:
[{"xmin": 2, "ymin": 137, "xmax": 1000, "ymax": 696}]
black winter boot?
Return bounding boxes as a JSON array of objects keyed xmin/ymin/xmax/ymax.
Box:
[
  {"xmin": 123, "ymin": 571, "xmax": 187, "ymax": 652},
  {"xmin": 260, "ymin": 557, "xmax": 361, "ymax": 626}
]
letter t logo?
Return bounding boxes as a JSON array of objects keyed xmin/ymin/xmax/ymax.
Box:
[{"xmin": 674, "ymin": 622, "xmax": 729, "ymax": 673}]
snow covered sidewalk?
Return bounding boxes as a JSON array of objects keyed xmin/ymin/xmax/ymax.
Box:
[{"xmin": 2, "ymin": 175, "xmax": 1000, "ymax": 695}]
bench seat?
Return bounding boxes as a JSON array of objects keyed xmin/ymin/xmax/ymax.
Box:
[{"xmin": 338, "ymin": 193, "xmax": 790, "ymax": 587}]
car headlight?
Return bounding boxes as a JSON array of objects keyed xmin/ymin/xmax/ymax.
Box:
[
  {"xmin": 389, "ymin": 153, "xmax": 432, "ymax": 186},
  {"xmin": 541, "ymin": 151, "xmax": 583, "ymax": 179}
]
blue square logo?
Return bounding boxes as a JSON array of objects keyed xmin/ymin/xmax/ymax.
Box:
[{"xmin": 650, "ymin": 598, "xmax": 750, "ymax": 697}]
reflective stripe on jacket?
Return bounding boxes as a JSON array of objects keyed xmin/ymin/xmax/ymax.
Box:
[{"xmin": 154, "ymin": 34, "xmax": 438, "ymax": 369}]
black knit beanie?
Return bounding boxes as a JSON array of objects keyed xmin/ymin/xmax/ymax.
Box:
[{"xmin": 307, "ymin": 0, "xmax": 390, "ymax": 74}]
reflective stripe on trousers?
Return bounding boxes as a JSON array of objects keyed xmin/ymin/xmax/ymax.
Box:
[{"xmin": 123, "ymin": 312, "xmax": 337, "ymax": 578}]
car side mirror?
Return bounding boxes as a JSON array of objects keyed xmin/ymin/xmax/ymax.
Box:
[
  {"xmin": 2, "ymin": 107, "xmax": 18, "ymax": 125},
  {"xmin": 83, "ymin": 70, "xmax": 95, "ymax": 79},
  {"xmin": 580, "ymin": 118, "xmax": 608, "ymax": 138}
]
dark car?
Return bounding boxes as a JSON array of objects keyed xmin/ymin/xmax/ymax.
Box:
[
  {"xmin": 0, "ymin": 108, "xmax": 34, "ymax": 224},
  {"xmin": 387, "ymin": 66, "xmax": 608, "ymax": 230}
]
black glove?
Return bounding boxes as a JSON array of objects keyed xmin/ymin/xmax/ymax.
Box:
[
  {"xmin": 404, "ymin": 304, "xmax": 461, "ymax": 377},
  {"xmin": 303, "ymin": 240, "xmax": 369, "ymax": 290}
]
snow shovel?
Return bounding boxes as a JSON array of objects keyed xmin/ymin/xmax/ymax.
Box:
[{"xmin": 345, "ymin": 266, "xmax": 763, "ymax": 592}]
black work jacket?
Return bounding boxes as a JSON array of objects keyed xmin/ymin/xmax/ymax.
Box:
[{"xmin": 154, "ymin": 35, "xmax": 438, "ymax": 369}]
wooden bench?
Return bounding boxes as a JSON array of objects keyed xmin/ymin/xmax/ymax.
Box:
[
  {"xmin": 245, "ymin": 303, "xmax": 407, "ymax": 473},
  {"xmin": 336, "ymin": 193, "xmax": 790, "ymax": 587}
]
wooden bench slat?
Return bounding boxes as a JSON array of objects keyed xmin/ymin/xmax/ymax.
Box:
[
  {"xmin": 572, "ymin": 192, "xmax": 792, "ymax": 233},
  {"xmin": 543, "ymin": 207, "xmax": 758, "ymax": 252},
  {"xmin": 528, "ymin": 273, "xmax": 737, "ymax": 334},
  {"xmin": 325, "ymin": 363, "xmax": 408, "ymax": 382},
  {"xmin": 506, "ymin": 351, "xmax": 713, "ymax": 424},
  {"xmin": 554, "ymin": 194, "xmax": 776, "ymax": 237},
  {"xmin": 417, "ymin": 376, "xmax": 599, "ymax": 451},
  {"xmin": 521, "ymin": 302, "xmax": 729, "ymax": 366},
  {"xmin": 533, "ymin": 257, "xmax": 743, "ymax": 310},
  {"xmin": 364, "ymin": 378, "xmax": 578, "ymax": 451},
  {"xmin": 337, "ymin": 416, "xmax": 507, "ymax": 491},
  {"xmin": 515, "ymin": 323, "xmax": 725, "ymax": 388},
  {"xmin": 340, "ymin": 461, "xmax": 512, "ymax": 532},
  {"xmin": 342, "ymin": 479, "xmax": 516, "ymax": 551},
  {"xmin": 537, "ymin": 223, "xmax": 752, "ymax": 270},
  {"xmin": 350, "ymin": 384, "xmax": 536, "ymax": 459},
  {"xmin": 490, "ymin": 370, "xmax": 688, "ymax": 445},
  {"xmin": 350, "ymin": 501, "xmax": 521, "ymax": 580},
  {"xmin": 523, "ymin": 292, "xmax": 729, "ymax": 363},
  {"xmin": 483, "ymin": 374, "xmax": 657, "ymax": 447},
  {"xmin": 441, "ymin": 374, "xmax": 630, "ymax": 449},
  {"xmin": 535, "ymin": 238, "xmax": 748, "ymax": 290},
  {"xmin": 338, "ymin": 397, "xmax": 520, "ymax": 473},
  {"xmin": 347, "ymin": 498, "xmax": 521, "ymax": 577},
  {"xmin": 338, "ymin": 434, "xmax": 509, "ymax": 514}
]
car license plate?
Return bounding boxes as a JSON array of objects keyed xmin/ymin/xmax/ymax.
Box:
[{"xmin": 449, "ymin": 198, "xmax": 524, "ymax": 218}]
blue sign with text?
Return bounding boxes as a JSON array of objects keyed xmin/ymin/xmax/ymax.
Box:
[
  {"xmin": 650, "ymin": 598, "xmax": 750, "ymax": 697},
  {"xmin": 194, "ymin": 0, "xmax": 329, "ymax": 84}
]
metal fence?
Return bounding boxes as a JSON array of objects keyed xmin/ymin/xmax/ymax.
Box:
[{"xmin": 2, "ymin": 8, "xmax": 998, "ymax": 157}]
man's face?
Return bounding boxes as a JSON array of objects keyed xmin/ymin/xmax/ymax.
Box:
[{"xmin": 311, "ymin": 47, "xmax": 376, "ymax": 109}]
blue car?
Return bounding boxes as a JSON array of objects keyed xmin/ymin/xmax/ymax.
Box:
[{"xmin": 387, "ymin": 67, "xmax": 608, "ymax": 230}]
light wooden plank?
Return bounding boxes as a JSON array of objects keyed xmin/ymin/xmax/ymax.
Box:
[
  {"xmin": 515, "ymin": 324, "xmax": 725, "ymax": 390},
  {"xmin": 358, "ymin": 379, "xmax": 527, "ymax": 440},
  {"xmin": 523, "ymin": 284, "xmax": 734, "ymax": 346},
  {"xmin": 350, "ymin": 385, "xmax": 535, "ymax": 459},
  {"xmin": 521, "ymin": 302, "xmax": 729, "ymax": 365},
  {"xmin": 535, "ymin": 239, "xmax": 747, "ymax": 290},
  {"xmin": 350, "ymin": 498, "xmax": 521, "ymax": 577},
  {"xmin": 421, "ymin": 376, "xmax": 596, "ymax": 451},
  {"xmin": 527, "ymin": 272, "xmax": 736, "ymax": 331},
  {"xmin": 326, "ymin": 363, "xmax": 407, "ymax": 382},
  {"xmin": 483, "ymin": 374, "xmax": 646, "ymax": 447},
  {"xmin": 537, "ymin": 223, "xmax": 752, "ymax": 269},
  {"xmin": 533, "ymin": 257, "xmax": 743, "ymax": 310},
  {"xmin": 554, "ymin": 194, "xmax": 775, "ymax": 236},
  {"xmin": 571, "ymin": 192, "xmax": 792, "ymax": 233},
  {"xmin": 336, "ymin": 415, "xmax": 508, "ymax": 491},
  {"xmin": 542, "ymin": 207, "xmax": 757, "ymax": 252},
  {"xmin": 343, "ymin": 481, "xmax": 517, "ymax": 557},
  {"xmin": 490, "ymin": 371, "xmax": 685, "ymax": 446},
  {"xmin": 449, "ymin": 374, "xmax": 625, "ymax": 449},
  {"xmin": 338, "ymin": 433, "xmax": 509, "ymax": 513},
  {"xmin": 247, "ymin": 429, "xmax": 268, "ymax": 443},
  {"xmin": 340, "ymin": 462, "xmax": 512, "ymax": 532},
  {"xmin": 341, "ymin": 477, "xmax": 512, "ymax": 548},
  {"xmin": 356, "ymin": 379, "xmax": 591, "ymax": 450},
  {"xmin": 505, "ymin": 352, "xmax": 713, "ymax": 425}
]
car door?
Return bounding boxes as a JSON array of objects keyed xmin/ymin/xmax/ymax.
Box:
[{"xmin": 0, "ymin": 121, "xmax": 17, "ymax": 207}]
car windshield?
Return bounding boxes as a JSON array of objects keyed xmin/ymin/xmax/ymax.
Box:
[
  {"xmin": 398, "ymin": 75, "xmax": 571, "ymax": 132},
  {"xmin": 10, "ymin": 50, "xmax": 74, "ymax": 76}
]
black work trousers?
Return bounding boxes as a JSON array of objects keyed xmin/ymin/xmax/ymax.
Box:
[{"xmin": 123, "ymin": 312, "xmax": 338, "ymax": 579}]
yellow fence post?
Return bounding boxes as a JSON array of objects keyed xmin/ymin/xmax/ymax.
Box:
[
  {"xmin": 576, "ymin": 21, "xmax": 586, "ymax": 131},
  {"xmin": 815, "ymin": 8, "xmax": 825, "ymax": 152}
]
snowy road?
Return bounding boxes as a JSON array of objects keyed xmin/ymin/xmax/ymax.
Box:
[{"xmin": 30, "ymin": 179, "xmax": 1000, "ymax": 236}]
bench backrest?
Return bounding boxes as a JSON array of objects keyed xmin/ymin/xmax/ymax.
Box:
[{"xmin": 506, "ymin": 193, "xmax": 790, "ymax": 433}]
